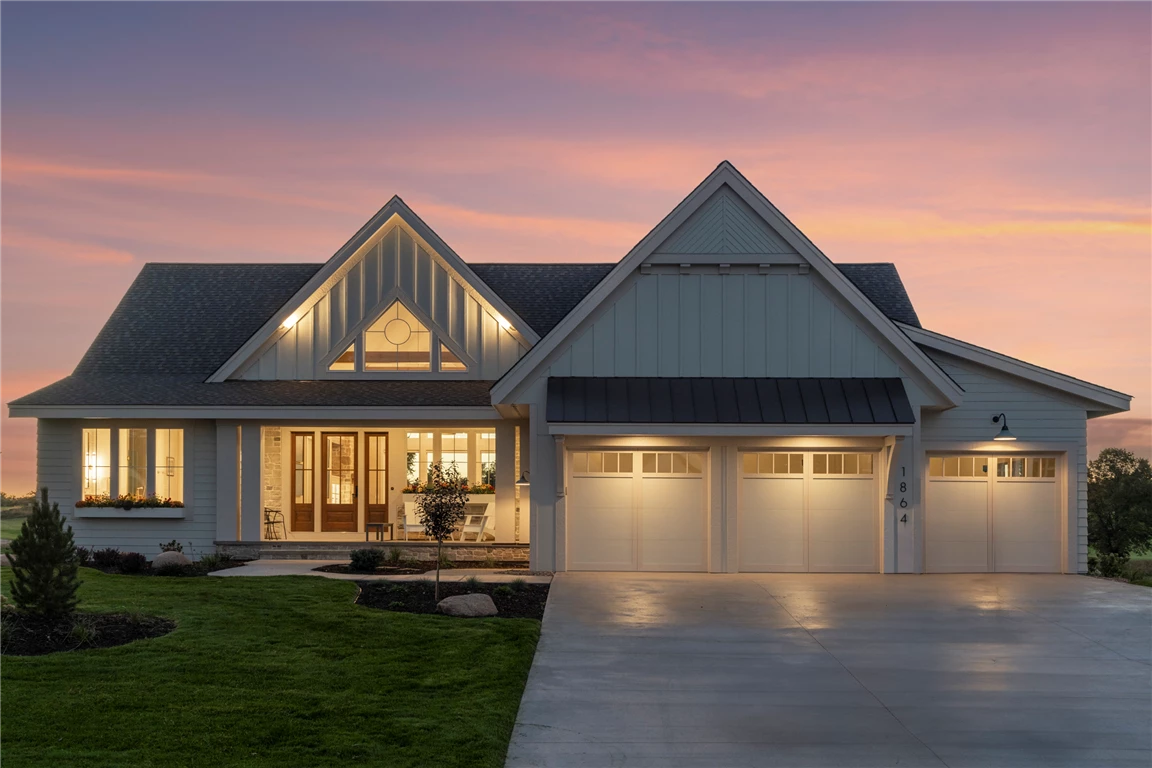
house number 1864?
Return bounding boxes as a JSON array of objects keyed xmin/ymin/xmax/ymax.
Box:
[{"xmin": 898, "ymin": 466, "xmax": 908, "ymax": 521}]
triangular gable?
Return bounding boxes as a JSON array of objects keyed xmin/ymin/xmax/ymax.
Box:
[
  {"xmin": 655, "ymin": 185, "xmax": 797, "ymax": 255},
  {"xmin": 211, "ymin": 197, "xmax": 537, "ymax": 382},
  {"xmin": 491, "ymin": 161, "xmax": 964, "ymax": 407}
]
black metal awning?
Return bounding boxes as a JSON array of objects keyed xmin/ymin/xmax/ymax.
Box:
[{"xmin": 546, "ymin": 377, "xmax": 915, "ymax": 424}]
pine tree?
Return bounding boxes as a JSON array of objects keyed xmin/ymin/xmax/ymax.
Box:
[{"xmin": 9, "ymin": 487, "xmax": 80, "ymax": 619}]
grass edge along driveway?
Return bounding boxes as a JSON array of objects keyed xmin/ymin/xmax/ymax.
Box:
[{"xmin": 1, "ymin": 568, "xmax": 540, "ymax": 768}]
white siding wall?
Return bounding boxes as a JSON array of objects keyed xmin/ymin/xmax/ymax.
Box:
[
  {"xmin": 920, "ymin": 350, "xmax": 1089, "ymax": 572},
  {"xmin": 37, "ymin": 419, "xmax": 219, "ymax": 559},
  {"xmin": 548, "ymin": 270, "xmax": 904, "ymax": 380},
  {"xmin": 240, "ymin": 223, "xmax": 528, "ymax": 381}
]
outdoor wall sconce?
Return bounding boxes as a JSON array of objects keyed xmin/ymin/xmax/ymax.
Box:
[
  {"xmin": 992, "ymin": 413, "xmax": 1017, "ymax": 441},
  {"xmin": 515, "ymin": 472, "xmax": 531, "ymax": 487}
]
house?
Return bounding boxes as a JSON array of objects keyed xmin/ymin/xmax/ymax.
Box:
[{"xmin": 8, "ymin": 162, "xmax": 1131, "ymax": 573}]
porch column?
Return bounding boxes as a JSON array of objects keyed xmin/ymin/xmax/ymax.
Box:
[
  {"xmin": 215, "ymin": 421, "xmax": 240, "ymax": 541},
  {"xmin": 519, "ymin": 420, "xmax": 530, "ymax": 543},
  {"xmin": 494, "ymin": 420, "xmax": 517, "ymax": 543},
  {"xmin": 239, "ymin": 423, "xmax": 263, "ymax": 542}
]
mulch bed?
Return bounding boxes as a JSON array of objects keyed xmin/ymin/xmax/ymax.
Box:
[
  {"xmin": 357, "ymin": 580, "xmax": 550, "ymax": 620},
  {"xmin": 315, "ymin": 561, "xmax": 529, "ymax": 576},
  {"xmin": 83, "ymin": 560, "xmax": 248, "ymax": 577},
  {"xmin": 1, "ymin": 609, "xmax": 175, "ymax": 656}
]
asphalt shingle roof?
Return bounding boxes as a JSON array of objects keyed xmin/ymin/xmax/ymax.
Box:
[
  {"xmin": 10, "ymin": 259, "xmax": 921, "ymax": 408},
  {"xmin": 835, "ymin": 263, "xmax": 921, "ymax": 328},
  {"xmin": 470, "ymin": 263, "xmax": 616, "ymax": 336}
]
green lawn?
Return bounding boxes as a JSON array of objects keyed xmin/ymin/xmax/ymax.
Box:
[
  {"xmin": 1, "ymin": 568, "xmax": 540, "ymax": 768},
  {"xmin": 1, "ymin": 510, "xmax": 30, "ymax": 540}
]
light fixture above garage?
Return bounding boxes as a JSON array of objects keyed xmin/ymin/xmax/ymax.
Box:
[{"xmin": 992, "ymin": 413, "xmax": 1016, "ymax": 441}]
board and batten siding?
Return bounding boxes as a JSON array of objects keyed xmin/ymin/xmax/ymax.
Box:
[
  {"xmin": 547, "ymin": 271, "xmax": 904, "ymax": 380},
  {"xmin": 37, "ymin": 419, "xmax": 218, "ymax": 559},
  {"xmin": 239, "ymin": 223, "xmax": 528, "ymax": 381},
  {"xmin": 920, "ymin": 350, "xmax": 1090, "ymax": 573}
]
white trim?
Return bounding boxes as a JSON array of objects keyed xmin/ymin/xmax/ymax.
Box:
[
  {"xmin": 10, "ymin": 406, "xmax": 501, "ymax": 420},
  {"xmin": 209, "ymin": 198, "xmax": 537, "ymax": 383},
  {"xmin": 899, "ymin": 323, "xmax": 1131, "ymax": 415},
  {"xmin": 491, "ymin": 162, "xmax": 964, "ymax": 408},
  {"xmin": 74, "ymin": 506, "xmax": 186, "ymax": 519},
  {"xmin": 549, "ymin": 423, "xmax": 914, "ymax": 437}
]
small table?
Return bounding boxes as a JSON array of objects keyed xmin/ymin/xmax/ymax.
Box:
[{"xmin": 365, "ymin": 522, "xmax": 394, "ymax": 542}]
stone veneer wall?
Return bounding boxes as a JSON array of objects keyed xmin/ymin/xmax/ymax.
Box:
[
  {"xmin": 219, "ymin": 542, "xmax": 530, "ymax": 562},
  {"xmin": 263, "ymin": 427, "xmax": 282, "ymax": 513}
]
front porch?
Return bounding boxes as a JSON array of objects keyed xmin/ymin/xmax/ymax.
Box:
[
  {"xmin": 217, "ymin": 539, "xmax": 531, "ymax": 562},
  {"xmin": 215, "ymin": 420, "xmax": 531, "ymax": 554}
]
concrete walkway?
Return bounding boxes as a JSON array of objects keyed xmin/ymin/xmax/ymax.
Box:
[
  {"xmin": 507, "ymin": 572, "xmax": 1152, "ymax": 768},
  {"xmin": 209, "ymin": 559, "xmax": 551, "ymax": 583}
]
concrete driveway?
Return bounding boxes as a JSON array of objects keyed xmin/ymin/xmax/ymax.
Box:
[{"xmin": 506, "ymin": 573, "xmax": 1151, "ymax": 768}]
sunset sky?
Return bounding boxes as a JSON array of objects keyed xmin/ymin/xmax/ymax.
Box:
[{"xmin": 2, "ymin": 2, "xmax": 1149, "ymax": 491}]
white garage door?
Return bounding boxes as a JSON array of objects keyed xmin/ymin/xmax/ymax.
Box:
[
  {"xmin": 926, "ymin": 455, "xmax": 1061, "ymax": 573},
  {"xmin": 739, "ymin": 452, "xmax": 878, "ymax": 573},
  {"xmin": 567, "ymin": 451, "xmax": 708, "ymax": 572}
]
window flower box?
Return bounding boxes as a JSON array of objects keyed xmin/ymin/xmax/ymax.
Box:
[{"xmin": 74, "ymin": 495, "xmax": 186, "ymax": 519}]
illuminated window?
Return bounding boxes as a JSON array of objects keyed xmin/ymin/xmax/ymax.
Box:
[
  {"xmin": 641, "ymin": 452, "xmax": 703, "ymax": 475},
  {"xmin": 365, "ymin": 302, "xmax": 430, "ymax": 371},
  {"xmin": 328, "ymin": 341, "xmax": 355, "ymax": 371},
  {"xmin": 406, "ymin": 432, "xmax": 434, "ymax": 485},
  {"xmin": 82, "ymin": 428, "xmax": 111, "ymax": 497},
  {"xmin": 929, "ymin": 456, "xmax": 989, "ymax": 478},
  {"xmin": 811, "ymin": 453, "xmax": 874, "ymax": 476},
  {"xmin": 117, "ymin": 428, "xmax": 148, "ymax": 499},
  {"xmin": 440, "ymin": 343, "xmax": 466, "ymax": 372},
  {"xmin": 154, "ymin": 429, "xmax": 184, "ymax": 502},
  {"xmin": 573, "ymin": 452, "xmax": 635, "ymax": 474},
  {"xmin": 743, "ymin": 453, "xmax": 803, "ymax": 475},
  {"xmin": 478, "ymin": 432, "xmax": 496, "ymax": 485},
  {"xmin": 996, "ymin": 456, "xmax": 1056, "ymax": 479},
  {"xmin": 440, "ymin": 432, "xmax": 469, "ymax": 479}
]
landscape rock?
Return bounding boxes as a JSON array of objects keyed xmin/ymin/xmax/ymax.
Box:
[
  {"xmin": 436, "ymin": 593, "xmax": 498, "ymax": 618},
  {"xmin": 152, "ymin": 551, "xmax": 191, "ymax": 570}
]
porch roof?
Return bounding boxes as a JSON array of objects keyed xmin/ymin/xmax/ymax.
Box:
[
  {"xmin": 546, "ymin": 377, "xmax": 916, "ymax": 425},
  {"xmin": 9, "ymin": 375, "xmax": 495, "ymax": 408}
]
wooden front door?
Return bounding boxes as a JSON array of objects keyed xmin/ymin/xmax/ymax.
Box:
[
  {"xmin": 290, "ymin": 432, "xmax": 315, "ymax": 531},
  {"xmin": 322, "ymin": 433, "xmax": 358, "ymax": 532},
  {"xmin": 365, "ymin": 433, "xmax": 389, "ymax": 525}
]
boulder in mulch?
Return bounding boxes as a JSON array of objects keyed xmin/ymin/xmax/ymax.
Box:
[
  {"xmin": 436, "ymin": 593, "xmax": 498, "ymax": 617},
  {"xmin": 152, "ymin": 551, "xmax": 191, "ymax": 570}
]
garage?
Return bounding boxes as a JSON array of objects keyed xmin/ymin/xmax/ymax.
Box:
[
  {"xmin": 926, "ymin": 455, "xmax": 1061, "ymax": 573},
  {"xmin": 738, "ymin": 452, "xmax": 878, "ymax": 572},
  {"xmin": 567, "ymin": 450, "xmax": 709, "ymax": 571}
]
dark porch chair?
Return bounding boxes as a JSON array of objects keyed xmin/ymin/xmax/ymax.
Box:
[{"xmin": 264, "ymin": 508, "xmax": 286, "ymax": 540}]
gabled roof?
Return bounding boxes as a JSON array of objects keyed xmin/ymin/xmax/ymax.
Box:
[
  {"xmin": 208, "ymin": 196, "xmax": 540, "ymax": 383},
  {"xmin": 901, "ymin": 323, "xmax": 1131, "ymax": 417},
  {"xmin": 490, "ymin": 161, "xmax": 962, "ymax": 406},
  {"xmin": 75, "ymin": 263, "xmax": 321, "ymax": 376},
  {"xmin": 469, "ymin": 262, "xmax": 920, "ymax": 335},
  {"xmin": 469, "ymin": 263, "xmax": 616, "ymax": 335}
]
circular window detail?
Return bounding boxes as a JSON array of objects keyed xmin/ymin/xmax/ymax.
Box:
[{"xmin": 384, "ymin": 318, "xmax": 412, "ymax": 345}]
